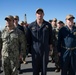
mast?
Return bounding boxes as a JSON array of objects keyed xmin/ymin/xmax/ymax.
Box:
[{"xmin": 24, "ymin": 14, "xmax": 27, "ymax": 23}]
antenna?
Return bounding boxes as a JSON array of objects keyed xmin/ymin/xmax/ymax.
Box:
[{"xmin": 24, "ymin": 14, "xmax": 27, "ymax": 23}]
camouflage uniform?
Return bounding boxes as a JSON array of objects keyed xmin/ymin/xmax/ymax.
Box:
[
  {"xmin": 1, "ymin": 27, "xmax": 26, "ymax": 75},
  {"xmin": 54, "ymin": 28, "xmax": 60, "ymax": 68},
  {"xmin": 0, "ymin": 31, "xmax": 2, "ymax": 69},
  {"xmin": 0, "ymin": 30, "xmax": 2, "ymax": 51},
  {"xmin": 51, "ymin": 26, "xmax": 57, "ymax": 62},
  {"xmin": 0, "ymin": 30, "xmax": 2, "ymax": 50},
  {"xmin": 50, "ymin": 18, "xmax": 57, "ymax": 63},
  {"xmin": 52, "ymin": 26, "xmax": 60, "ymax": 72}
]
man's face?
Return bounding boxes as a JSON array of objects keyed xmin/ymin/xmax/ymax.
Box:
[
  {"xmin": 57, "ymin": 23, "xmax": 64, "ymax": 29},
  {"xmin": 66, "ymin": 18, "xmax": 74, "ymax": 26},
  {"xmin": 6, "ymin": 19, "xmax": 14, "ymax": 27},
  {"xmin": 36, "ymin": 11, "xmax": 44, "ymax": 20},
  {"xmin": 51, "ymin": 21, "xmax": 57, "ymax": 27},
  {"xmin": 14, "ymin": 18, "xmax": 19, "ymax": 24}
]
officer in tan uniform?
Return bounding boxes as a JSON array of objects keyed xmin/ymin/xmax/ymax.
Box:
[{"xmin": 1, "ymin": 15, "xmax": 26, "ymax": 75}]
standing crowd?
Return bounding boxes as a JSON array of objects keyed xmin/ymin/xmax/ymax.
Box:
[{"xmin": 0, "ymin": 8, "xmax": 76, "ymax": 75}]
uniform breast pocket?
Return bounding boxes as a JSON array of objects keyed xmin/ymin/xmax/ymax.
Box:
[
  {"xmin": 43, "ymin": 27, "xmax": 49, "ymax": 33},
  {"xmin": 43, "ymin": 27, "xmax": 49, "ymax": 38},
  {"xmin": 10, "ymin": 34, "xmax": 18, "ymax": 41},
  {"xmin": 32, "ymin": 29, "xmax": 37, "ymax": 36},
  {"xmin": 2, "ymin": 37, "xmax": 7, "ymax": 42},
  {"xmin": 2, "ymin": 34, "xmax": 9, "ymax": 42}
]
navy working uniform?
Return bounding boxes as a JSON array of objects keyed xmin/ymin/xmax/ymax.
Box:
[
  {"xmin": 58, "ymin": 25, "xmax": 76, "ymax": 75},
  {"xmin": 26, "ymin": 20, "xmax": 53, "ymax": 75}
]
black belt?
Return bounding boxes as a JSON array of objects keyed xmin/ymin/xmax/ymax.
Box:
[{"xmin": 62, "ymin": 46, "xmax": 76, "ymax": 50}]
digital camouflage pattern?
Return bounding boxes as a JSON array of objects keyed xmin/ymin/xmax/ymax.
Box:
[
  {"xmin": 52, "ymin": 27, "xmax": 60, "ymax": 69},
  {"xmin": 0, "ymin": 30, "xmax": 2, "ymax": 50},
  {"xmin": 1, "ymin": 27, "xmax": 27, "ymax": 75},
  {"xmin": 0, "ymin": 30, "xmax": 2, "ymax": 67}
]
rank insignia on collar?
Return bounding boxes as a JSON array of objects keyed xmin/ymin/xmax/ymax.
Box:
[
  {"xmin": 73, "ymin": 32, "xmax": 76, "ymax": 35},
  {"xmin": 46, "ymin": 25, "xmax": 48, "ymax": 28}
]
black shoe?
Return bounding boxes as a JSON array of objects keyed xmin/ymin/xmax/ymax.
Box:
[
  {"xmin": 0, "ymin": 70, "xmax": 3, "ymax": 73},
  {"xmin": 19, "ymin": 71, "xmax": 23, "ymax": 74},
  {"xmin": 18, "ymin": 70, "xmax": 23, "ymax": 74}
]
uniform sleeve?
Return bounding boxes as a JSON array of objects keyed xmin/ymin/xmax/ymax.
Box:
[
  {"xmin": 26, "ymin": 26, "xmax": 32, "ymax": 54},
  {"xmin": 57, "ymin": 29, "xmax": 62, "ymax": 52},
  {"xmin": 49, "ymin": 24, "xmax": 53, "ymax": 45},
  {"xmin": 18, "ymin": 31, "xmax": 27, "ymax": 56},
  {"xmin": 0, "ymin": 31, "xmax": 2, "ymax": 54}
]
